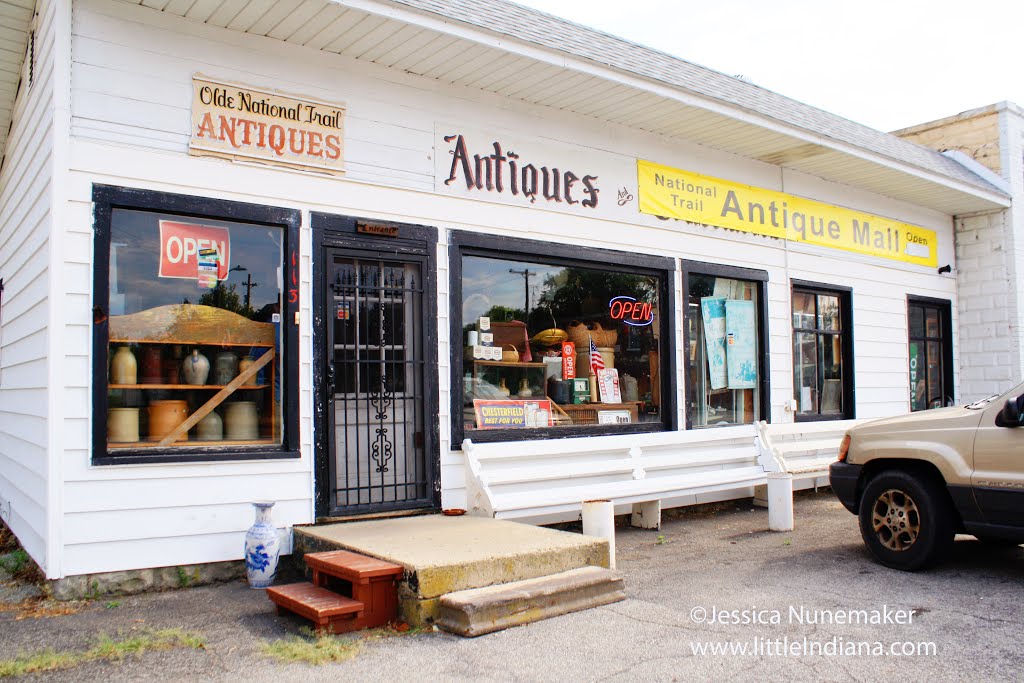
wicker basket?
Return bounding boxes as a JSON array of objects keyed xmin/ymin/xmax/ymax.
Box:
[
  {"xmin": 500, "ymin": 344, "xmax": 520, "ymax": 363},
  {"xmin": 567, "ymin": 320, "xmax": 618, "ymax": 348}
]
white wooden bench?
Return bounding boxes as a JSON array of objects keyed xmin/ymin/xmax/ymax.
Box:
[
  {"xmin": 463, "ymin": 427, "xmax": 767, "ymax": 531},
  {"xmin": 753, "ymin": 419, "xmax": 857, "ymax": 529}
]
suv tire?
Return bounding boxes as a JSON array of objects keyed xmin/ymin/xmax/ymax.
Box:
[{"xmin": 858, "ymin": 469, "xmax": 953, "ymax": 571}]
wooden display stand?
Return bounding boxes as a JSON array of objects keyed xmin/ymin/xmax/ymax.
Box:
[
  {"xmin": 556, "ymin": 401, "xmax": 643, "ymax": 425},
  {"xmin": 107, "ymin": 304, "xmax": 276, "ymax": 448}
]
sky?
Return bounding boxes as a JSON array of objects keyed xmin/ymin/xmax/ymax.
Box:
[{"xmin": 512, "ymin": 0, "xmax": 1021, "ymax": 133}]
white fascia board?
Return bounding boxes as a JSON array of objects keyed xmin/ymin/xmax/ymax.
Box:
[
  {"xmin": 335, "ymin": 0, "xmax": 1010, "ymax": 211},
  {"xmin": 942, "ymin": 150, "xmax": 1011, "ymax": 195}
]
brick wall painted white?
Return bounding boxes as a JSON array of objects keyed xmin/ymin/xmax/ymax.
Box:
[
  {"xmin": 956, "ymin": 210, "xmax": 1016, "ymax": 401},
  {"xmin": 1001, "ymin": 107, "xmax": 1024, "ymax": 391}
]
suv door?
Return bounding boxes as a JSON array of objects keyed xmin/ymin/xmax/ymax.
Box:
[{"xmin": 971, "ymin": 388, "xmax": 1024, "ymax": 528}]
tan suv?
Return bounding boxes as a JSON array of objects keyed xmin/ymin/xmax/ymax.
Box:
[{"xmin": 830, "ymin": 382, "xmax": 1024, "ymax": 570}]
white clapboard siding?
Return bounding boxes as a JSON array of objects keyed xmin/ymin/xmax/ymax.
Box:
[
  {"xmin": 0, "ymin": 0, "xmax": 58, "ymax": 573},
  {"xmin": 63, "ymin": 498, "xmax": 309, "ymax": 546},
  {"xmin": 63, "ymin": 529, "xmax": 293, "ymax": 577}
]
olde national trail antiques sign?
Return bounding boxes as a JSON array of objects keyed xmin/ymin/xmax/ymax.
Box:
[{"xmin": 190, "ymin": 76, "xmax": 346, "ymax": 175}]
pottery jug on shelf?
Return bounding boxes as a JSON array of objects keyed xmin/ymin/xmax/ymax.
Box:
[
  {"xmin": 517, "ymin": 377, "xmax": 532, "ymax": 397},
  {"xmin": 196, "ymin": 410, "xmax": 223, "ymax": 441},
  {"xmin": 147, "ymin": 400, "xmax": 189, "ymax": 442},
  {"xmin": 163, "ymin": 346, "xmax": 183, "ymax": 384},
  {"xmin": 497, "ymin": 377, "xmax": 511, "ymax": 397},
  {"xmin": 181, "ymin": 349, "xmax": 210, "ymax": 385},
  {"xmin": 110, "ymin": 345, "xmax": 137, "ymax": 385},
  {"xmin": 245, "ymin": 501, "xmax": 280, "ymax": 589},
  {"xmin": 107, "ymin": 407, "xmax": 140, "ymax": 443},
  {"xmin": 213, "ymin": 351, "xmax": 239, "ymax": 385},
  {"xmin": 224, "ymin": 401, "xmax": 259, "ymax": 440},
  {"xmin": 139, "ymin": 346, "xmax": 162, "ymax": 384},
  {"xmin": 238, "ymin": 356, "xmax": 257, "ymax": 386}
]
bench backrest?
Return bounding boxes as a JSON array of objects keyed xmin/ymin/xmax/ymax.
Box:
[{"xmin": 463, "ymin": 426, "xmax": 759, "ymax": 518}]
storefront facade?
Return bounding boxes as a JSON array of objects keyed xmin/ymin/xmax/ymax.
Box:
[{"xmin": 0, "ymin": 0, "xmax": 1010, "ymax": 580}]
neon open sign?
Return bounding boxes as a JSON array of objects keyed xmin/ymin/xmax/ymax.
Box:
[{"xmin": 609, "ymin": 295, "xmax": 654, "ymax": 326}]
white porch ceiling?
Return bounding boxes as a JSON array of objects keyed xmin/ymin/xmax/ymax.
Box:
[
  {"xmin": 0, "ymin": 0, "xmax": 33, "ymax": 157},
  {"xmin": 0, "ymin": 0, "xmax": 1011, "ymax": 216}
]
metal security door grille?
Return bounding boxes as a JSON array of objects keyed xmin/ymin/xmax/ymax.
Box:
[{"xmin": 327, "ymin": 253, "xmax": 429, "ymax": 513}]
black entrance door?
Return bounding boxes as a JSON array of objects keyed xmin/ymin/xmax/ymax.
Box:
[{"xmin": 323, "ymin": 247, "xmax": 434, "ymax": 514}]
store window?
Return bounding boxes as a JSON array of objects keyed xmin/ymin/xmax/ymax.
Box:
[
  {"xmin": 92, "ymin": 185, "xmax": 300, "ymax": 464},
  {"xmin": 684, "ymin": 263, "xmax": 768, "ymax": 428},
  {"xmin": 451, "ymin": 232, "xmax": 675, "ymax": 442},
  {"xmin": 908, "ymin": 298, "xmax": 953, "ymax": 411},
  {"xmin": 792, "ymin": 282, "xmax": 854, "ymax": 421}
]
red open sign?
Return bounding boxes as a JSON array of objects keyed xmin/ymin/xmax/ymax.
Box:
[
  {"xmin": 609, "ymin": 295, "xmax": 654, "ymax": 326},
  {"xmin": 158, "ymin": 221, "xmax": 231, "ymax": 281}
]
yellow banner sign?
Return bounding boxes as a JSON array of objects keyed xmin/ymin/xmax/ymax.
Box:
[{"xmin": 637, "ymin": 159, "xmax": 937, "ymax": 267}]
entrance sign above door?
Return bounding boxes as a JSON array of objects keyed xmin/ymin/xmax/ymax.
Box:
[
  {"xmin": 190, "ymin": 75, "xmax": 346, "ymax": 175},
  {"xmin": 637, "ymin": 159, "xmax": 938, "ymax": 268}
]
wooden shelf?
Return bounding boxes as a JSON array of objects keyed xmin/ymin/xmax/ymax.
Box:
[
  {"xmin": 110, "ymin": 340, "xmax": 273, "ymax": 348},
  {"xmin": 556, "ymin": 401, "xmax": 643, "ymax": 425},
  {"xmin": 106, "ymin": 305, "xmax": 279, "ymax": 448},
  {"xmin": 109, "ymin": 384, "xmax": 270, "ymax": 390},
  {"xmin": 108, "ymin": 438, "xmax": 275, "ymax": 449},
  {"xmin": 472, "ymin": 360, "xmax": 545, "ymax": 368},
  {"xmin": 108, "ymin": 304, "xmax": 275, "ymax": 346}
]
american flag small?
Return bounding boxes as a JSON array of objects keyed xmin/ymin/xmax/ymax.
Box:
[{"xmin": 589, "ymin": 335, "xmax": 605, "ymax": 375}]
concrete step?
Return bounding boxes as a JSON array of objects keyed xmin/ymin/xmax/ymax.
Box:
[
  {"xmin": 294, "ymin": 515, "xmax": 610, "ymax": 626},
  {"xmin": 437, "ymin": 566, "xmax": 625, "ymax": 637}
]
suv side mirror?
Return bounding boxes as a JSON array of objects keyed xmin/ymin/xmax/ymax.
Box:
[{"xmin": 1000, "ymin": 397, "xmax": 1024, "ymax": 427}]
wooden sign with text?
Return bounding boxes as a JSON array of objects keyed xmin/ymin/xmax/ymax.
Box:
[{"xmin": 190, "ymin": 75, "xmax": 345, "ymax": 175}]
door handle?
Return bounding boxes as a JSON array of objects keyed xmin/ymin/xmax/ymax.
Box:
[{"xmin": 326, "ymin": 361, "xmax": 336, "ymax": 398}]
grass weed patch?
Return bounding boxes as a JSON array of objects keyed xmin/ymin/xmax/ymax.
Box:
[{"xmin": 0, "ymin": 628, "xmax": 205, "ymax": 678}]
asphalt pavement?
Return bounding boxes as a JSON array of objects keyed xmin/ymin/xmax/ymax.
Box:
[{"xmin": 1, "ymin": 490, "xmax": 1021, "ymax": 682}]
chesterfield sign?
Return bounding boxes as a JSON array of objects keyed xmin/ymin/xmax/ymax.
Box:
[{"xmin": 190, "ymin": 75, "xmax": 345, "ymax": 174}]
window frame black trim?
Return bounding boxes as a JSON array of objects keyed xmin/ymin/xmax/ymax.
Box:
[
  {"xmin": 906, "ymin": 295, "xmax": 954, "ymax": 410},
  {"xmin": 680, "ymin": 259, "xmax": 770, "ymax": 429},
  {"xmin": 91, "ymin": 184, "xmax": 302, "ymax": 465},
  {"xmin": 790, "ymin": 279, "xmax": 855, "ymax": 422},
  {"xmin": 449, "ymin": 231, "xmax": 677, "ymax": 446}
]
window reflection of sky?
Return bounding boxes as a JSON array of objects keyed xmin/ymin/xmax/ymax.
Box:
[
  {"xmin": 110, "ymin": 209, "xmax": 282, "ymax": 318},
  {"xmin": 461, "ymin": 256, "xmax": 562, "ymax": 322}
]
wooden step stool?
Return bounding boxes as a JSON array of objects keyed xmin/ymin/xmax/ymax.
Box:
[
  {"xmin": 265, "ymin": 583, "xmax": 364, "ymax": 633},
  {"xmin": 305, "ymin": 550, "xmax": 404, "ymax": 629},
  {"xmin": 266, "ymin": 549, "xmax": 404, "ymax": 634}
]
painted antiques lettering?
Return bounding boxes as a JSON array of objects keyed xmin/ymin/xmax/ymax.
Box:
[{"xmin": 190, "ymin": 75, "xmax": 346, "ymax": 174}]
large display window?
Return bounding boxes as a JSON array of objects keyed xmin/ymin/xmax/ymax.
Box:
[
  {"xmin": 683, "ymin": 262, "xmax": 768, "ymax": 428},
  {"xmin": 91, "ymin": 186, "xmax": 300, "ymax": 464},
  {"xmin": 450, "ymin": 232, "xmax": 675, "ymax": 442}
]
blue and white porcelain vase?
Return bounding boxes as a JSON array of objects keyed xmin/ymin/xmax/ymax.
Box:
[{"xmin": 244, "ymin": 501, "xmax": 280, "ymax": 589}]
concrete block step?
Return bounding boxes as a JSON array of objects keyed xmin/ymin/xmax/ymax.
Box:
[{"xmin": 437, "ymin": 566, "xmax": 625, "ymax": 637}]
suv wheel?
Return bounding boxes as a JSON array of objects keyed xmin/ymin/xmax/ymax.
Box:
[{"xmin": 858, "ymin": 470, "xmax": 953, "ymax": 571}]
